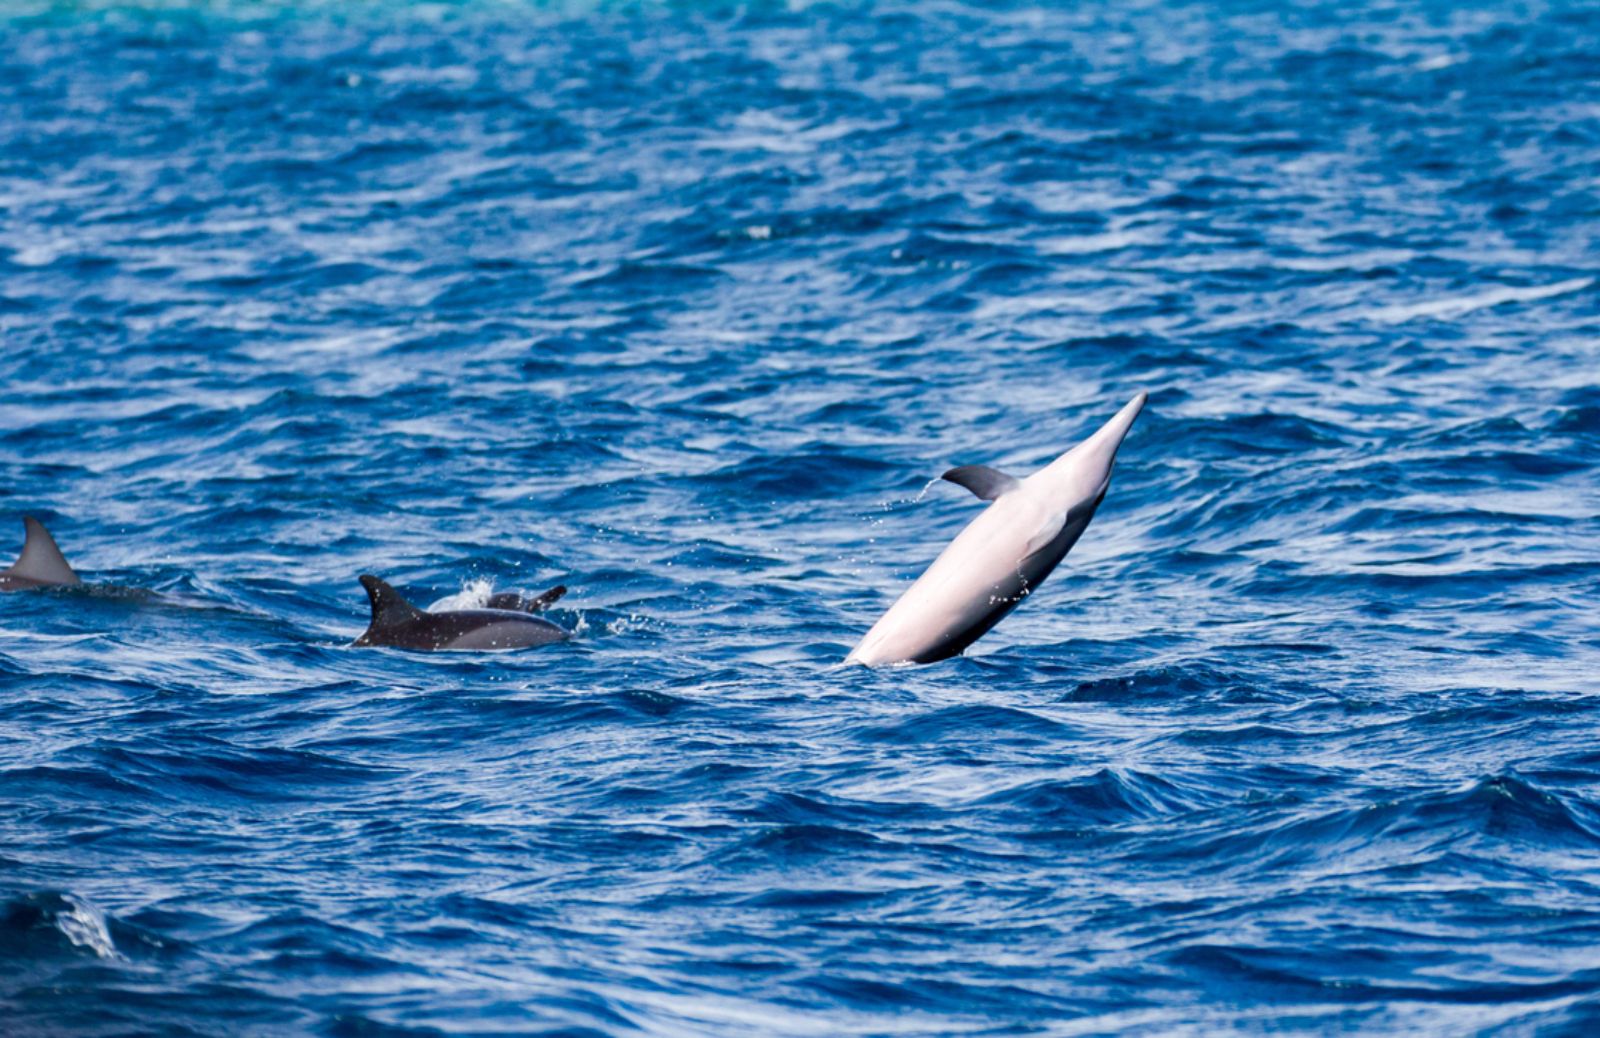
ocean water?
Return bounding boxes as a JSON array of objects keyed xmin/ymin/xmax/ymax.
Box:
[{"xmin": 1, "ymin": 0, "xmax": 1598, "ymax": 1033}]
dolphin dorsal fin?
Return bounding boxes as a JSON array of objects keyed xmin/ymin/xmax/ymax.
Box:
[
  {"xmin": 9, "ymin": 517, "xmax": 80, "ymax": 585},
  {"xmin": 941, "ymin": 465, "xmax": 1021, "ymax": 502},
  {"xmin": 527, "ymin": 584, "xmax": 567, "ymax": 611},
  {"xmin": 359, "ymin": 574, "xmax": 423, "ymax": 630},
  {"xmin": 485, "ymin": 584, "xmax": 568, "ymax": 614}
]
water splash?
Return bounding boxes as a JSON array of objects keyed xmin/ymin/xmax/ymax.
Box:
[
  {"xmin": 54, "ymin": 894, "xmax": 121, "ymax": 963},
  {"xmin": 426, "ymin": 578, "xmax": 494, "ymax": 612}
]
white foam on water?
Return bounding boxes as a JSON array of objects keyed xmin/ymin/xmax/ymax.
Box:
[
  {"xmin": 1361, "ymin": 277, "xmax": 1593, "ymax": 324},
  {"xmin": 604, "ymin": 614, "xmax": 650, "ymax": 637},
  {"xmin": 57, "ymin": 894, "xmax": 122, "ymax": 962}
]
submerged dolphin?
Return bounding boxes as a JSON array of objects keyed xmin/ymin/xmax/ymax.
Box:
[
  {"xmin": 847, "ymin": 392, "xmax": 1147, "ymax": 666},
  {"xmin": 354, "ymin": 575, "xmax": 570, "ymax": 652},
  {"xmin": 485, "ymin": 586, "xmax": 566, "ymax": 613},
  {"xmin": 0, "ymin": 517, "xmax": 82, "ymax": 591}
]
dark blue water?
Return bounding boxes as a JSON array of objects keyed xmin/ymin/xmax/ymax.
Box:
[{"xmin": 2, "ymin": 0, "xmax": 1599, "ymax": 1033}]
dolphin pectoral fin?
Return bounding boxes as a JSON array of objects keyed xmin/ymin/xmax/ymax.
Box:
[
  {"xmin": 8, "ymin": 517, "xmax": 81, "ymax": 586},
  {"xmin": 1021, "ymin": 488, "xmax": 1108, "ymax": 563},
  {"xmin": 941, "ymin": 465, "xmax": 1021, "ymax": 501},
  {"xmin": 1021, "ymin": 515, "xmax": 1066, "ymax": 562}
]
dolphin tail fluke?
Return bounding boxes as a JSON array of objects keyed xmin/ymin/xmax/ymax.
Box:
[
  {"xmin": 357, "ymin": 575, "xmax": 424, "ymax": 643},
  {"xmin": 9, "ymin": 517, "xmax": 81, "ymax": 586}
]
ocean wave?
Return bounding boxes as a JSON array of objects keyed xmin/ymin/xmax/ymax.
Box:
[{"xmin": 1, "ymin": 0, "xmax": 1598, "ymax": 1033}]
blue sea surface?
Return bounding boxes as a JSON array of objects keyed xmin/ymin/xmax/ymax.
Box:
[{"xmin": 2, "ymin": 0, "xmax": 1599, "ymax": 1033}]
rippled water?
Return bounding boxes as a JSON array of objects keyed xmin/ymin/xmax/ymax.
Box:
[{"xmin": 2, "ymin": 0, "xmax": 1599, "ymax": 1033}]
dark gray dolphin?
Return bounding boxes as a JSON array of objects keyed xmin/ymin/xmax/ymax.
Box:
[
  {"xmin": 0, "ymin": 517, "xmax": 82, "ymax": 591},
  {"xmin": 353, "ymin": 575, "xmax": 569, "ymax": 652}
]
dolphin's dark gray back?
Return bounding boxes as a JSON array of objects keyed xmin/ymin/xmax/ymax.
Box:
[
  {"xmin": 354, "ymin": 574, "xmax": 569, "ymax": 652},
  {"xmin": 0, "ymin": 517, "xmax": 82, "ymax": 591}
]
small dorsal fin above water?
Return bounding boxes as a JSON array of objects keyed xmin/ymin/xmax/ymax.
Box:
[
  {"xmin": 941, "ymin": 465, "xmax": 1021, "ymax": 502},
  {"xmin": 486, "ymin": 584, "xmax": 567, "ymax": 613},
  {"xmin": 8, "ymin": 517, "xmax": 81, "ymax": 586},
  {"xmin": 358, "ymin": 574, "xmax": 424, "ymax": 633},
  {"xmin": 526, "ymin": 584, "xmax": 567, "ymax": 611}
]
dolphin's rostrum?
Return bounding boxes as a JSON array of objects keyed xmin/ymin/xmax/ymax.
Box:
[
  {"xmin": 847, "ymin": 392, "xmax": 1147, "ymax": 666},
  {"xmin": 354, "ymin": 574, "xmax": 570, "ymax": 652},
  {"xmin": 0, "ymin": 517, "xmax": 82, "ymax": 591}
]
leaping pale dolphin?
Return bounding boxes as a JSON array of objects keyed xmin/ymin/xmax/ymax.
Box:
[
  {"xmin": 847, "ymin": 392, "xmax": 1146, "ymax": 666},
  {"xmin": 0, "ymin": 517, "xmax": 82, "ymax": 591},
  {"xmin": 354, "ymin": 575, "xmax": 570, "ymax": 652}
]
